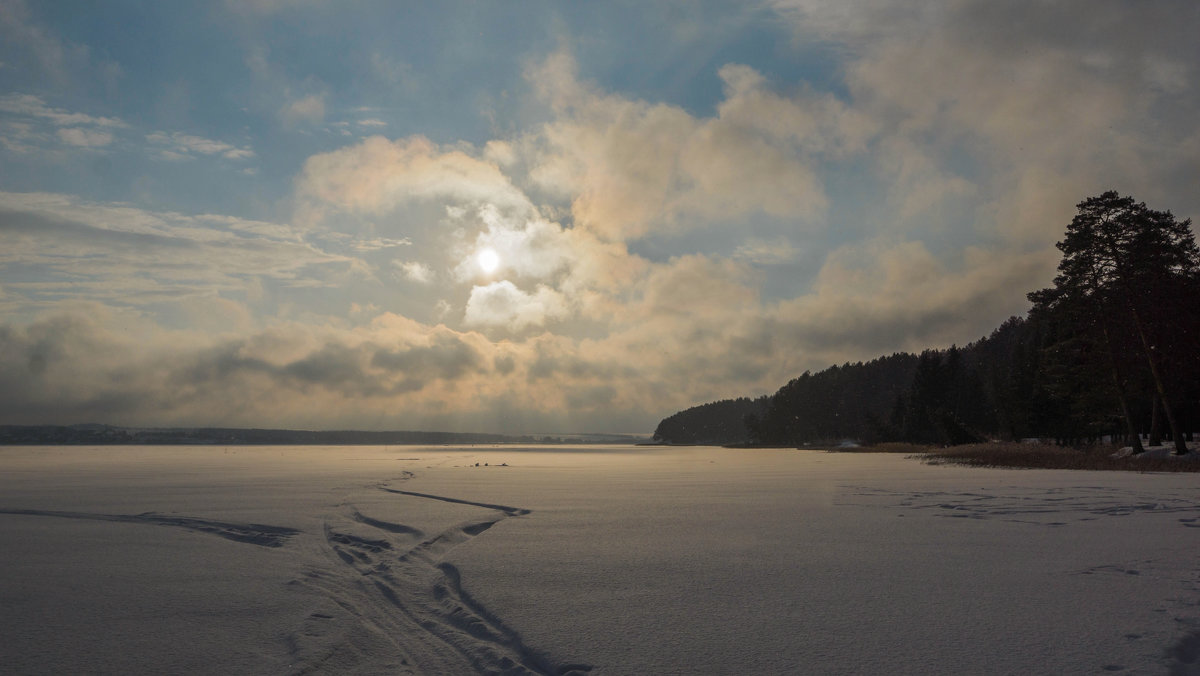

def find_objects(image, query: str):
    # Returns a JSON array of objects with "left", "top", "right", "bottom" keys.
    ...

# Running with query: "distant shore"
[{"left": 0, "top": 424, "right": 647, "bottom": 447}]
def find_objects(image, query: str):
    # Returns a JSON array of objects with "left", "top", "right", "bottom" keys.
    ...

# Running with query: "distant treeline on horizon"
[
  {"left": 655, "top": 192, "right": 1200, "bottom": 450},
  {"left": 0, "top": 425, "right": 644, "bottom": 446}
]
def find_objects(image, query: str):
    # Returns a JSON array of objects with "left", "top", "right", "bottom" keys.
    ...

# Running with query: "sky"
[{"left": 1, "top": 0, "right": 1197, "bottom": 434}]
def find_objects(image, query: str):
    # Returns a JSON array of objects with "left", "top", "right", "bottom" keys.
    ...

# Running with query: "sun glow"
[{"left": 477, "top": 248, "right": 500, "bottom": 274}]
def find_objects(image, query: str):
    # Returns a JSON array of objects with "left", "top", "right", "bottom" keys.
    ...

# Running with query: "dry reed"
[{"left": 912, "top": 441, "right": 1200, "bottom": 472}]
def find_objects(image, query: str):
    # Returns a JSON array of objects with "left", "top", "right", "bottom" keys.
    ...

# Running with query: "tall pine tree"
[{"left": 1028, "top": 191, "right": 1199, "bottom": 453}]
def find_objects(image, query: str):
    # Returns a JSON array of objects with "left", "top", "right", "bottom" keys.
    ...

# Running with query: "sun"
[{"left": 477, "top": 248, "right": 500, "bottom": 274}]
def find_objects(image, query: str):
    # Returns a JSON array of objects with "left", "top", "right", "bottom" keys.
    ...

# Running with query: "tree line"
[{"left": 653, "top": 192, "right": 1200, "bottom": 452}]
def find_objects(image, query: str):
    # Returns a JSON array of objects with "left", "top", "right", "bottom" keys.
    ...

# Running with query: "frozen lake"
[{"left": 1, "top": 445, "right": 1198, "bottom": 675}]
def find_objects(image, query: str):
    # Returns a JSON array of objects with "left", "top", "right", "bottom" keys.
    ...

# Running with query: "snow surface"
[
  {"left": 1113, "top": 443, "right": 1200, "bottom": 461},
  {"left": 0, "top": 445, "right": 1198, "bottom": 675}
]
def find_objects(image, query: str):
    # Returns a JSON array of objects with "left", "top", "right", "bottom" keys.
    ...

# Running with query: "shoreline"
[{"left": 858, "top": 441, "right": 1200, "bottom": 472}]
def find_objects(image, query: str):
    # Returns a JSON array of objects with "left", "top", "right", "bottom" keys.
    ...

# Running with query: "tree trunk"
[
  {"left": 1100, "top": 322, "right": 1144, "bottom": 454},
  {"left": 1149, "top": 394, "right": 1162, "bottom": 447},
  {"left": 1128, "top": 306, "right": 1188, "bottom": 454}
]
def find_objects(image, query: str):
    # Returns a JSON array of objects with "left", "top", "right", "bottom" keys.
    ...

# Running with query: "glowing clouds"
[
  {"left": 476, "top": 248, "right": 500, "bottom": 274},
  {"left": 293, "top": 135, "right": 533, "bottom": 228},
  {"left": 524, "top": 54, "right": 840, "bottom": 240},
  {"left": 463, "top": 281, "right": 567, "bottom": 331}
]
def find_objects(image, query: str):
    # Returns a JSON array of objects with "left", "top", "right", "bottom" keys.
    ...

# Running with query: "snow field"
[{"left": 0, "top": 445, "right": 1197, "bottom": 674}]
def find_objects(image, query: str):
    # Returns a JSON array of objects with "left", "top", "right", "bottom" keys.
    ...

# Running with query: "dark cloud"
[
  {"left": 370, "top": 332, "right": 484, "bottom": 382},
  {"left": 492, "top": 354, "right": 515, "bottom": 375},
  {"left": 526, "top": 350, "right": 618, "bottom": 382},
  {"left": 0, "top": 312, "right": 159, "bottom": 423},
  {"left": 283, "top": 344, "right": 374, "bottom": 392},
  {"left": 565, "top": 384, "right": 616, "bottom": 410},
  {"left": 0, "top": 309, "right": 509, "bottom": 429},
  {"left": 174, "top": 335, "right": 486, "bottom": 400}
]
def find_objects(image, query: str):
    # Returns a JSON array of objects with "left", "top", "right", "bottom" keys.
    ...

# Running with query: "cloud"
[
  {"left": 276, "top": 45, "right": 1095, "bottom": 425},
  {"left": 453, "top": 205, "right": 575, "bottom": 282},
  {"left": 522, "top": 52, "right": 863, "bottom": 240},
  {"left": 0, "top": 230, "right": 1059, "bottom": 434},
  {"left": 766, "top": 240, "right": 1058, "bottom": 357},
  {"left": 56, "top": 127, "right": 112, "bottom": 147},
  {"left": 396, "top": 261, "right": 433, "bottom": 284},
  {"left": 0, "top": 94, "right": 125, "bottom": 154},
  {"left": 767, "top": 0, "right": 933, "bottom": 44},
  {"left": 295, "top": 134, "right": 533, "bottom": 226},
  {"left": 0, "top": 307, "right": 583, "bottom": 431},
  {"left": 346, "top": 236, "right": 411, "bottom": 252},
  {"left": 636, "top": 254, "right": 757, "bottom": 323},
  {"left": 0, "top": 309, "right": 167, "bottom": 422},
  {"left": 0, "top": 96, "right": 260, "bottom": 166},
  {"left": 281, "top": 93, "right": 326, "bottom": 126},
  {"left": 0, "top": 93, "right": 125, "bottom": 127},
  {"left": 441, "top": 201, "right": 651, "bottom": 329},
  {"left": 6, "top": 5, "right": 1196, "bottom": 435},
  {"left": 776, "top": 0, "right": 1200, "bottom": 244},
  {"left": 0, "top": 191, "right": 353, "bottom": 320},
  {"left": 243, "top": 45, "right": 331, "bottom": 132},
  {"left": 370, "top": 330, "right": 485, "bottom": 384},
  {"left": 463, "top": 281, "right": 568, "bottom": 331},
  {"left": 0, "top": 297, "right": 773, "bottom": 432},
  {"left": 146, "top": 131, "right": 255, "bottom": 160}
]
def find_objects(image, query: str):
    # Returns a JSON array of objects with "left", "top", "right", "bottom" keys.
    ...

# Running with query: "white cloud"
[
  {"left": 0, "top": 93, "right": 125, "bottom": 127},
  {"left": 523, "top": 52, "right": 855, "bottom": 241},
  {"left": 0, "top": 191, "right": 352, "bottom": 318},
  {"left": 396, "top": 261, "right": 433, "bottom": 284},
  {"left": 0, "top": 94, "right": 125, "bottom": 154},
  {"left": 147, "top": 130, "right": 255, "bottom": 161},
  {"left": 281, "top": 93, "right": 326, "bottom": 126},
  {"left": 348, "top": 237, "right": 411, "bottom": 252},
  {"left": 56, "top": 127, "right": 112, "bottom": 147},
  {"left": 463, "top": 281, "right": 568, "bottom": 331},
  {"left": 295, "top": 135, "right": 533, "bottom": 226},
  {"left": 452, "top": 205, "right": 575, "bottom": 283}
]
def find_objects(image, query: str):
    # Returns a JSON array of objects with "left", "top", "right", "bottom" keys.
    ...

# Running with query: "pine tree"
[{"left": 1029, "top": 191, "right": 1200, "bottom": 453}]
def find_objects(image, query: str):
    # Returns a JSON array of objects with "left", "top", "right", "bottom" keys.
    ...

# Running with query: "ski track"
[
  {"left": 377, "top": 487, "right": 531, "bottom": 516},
  {"left": 289, "top": 480, "right": 592, "bottom": 676},
  {"left": 0, "top": 473, "right": 589, "bottom": 675},
  {"left": 0, "top": 508, "right": 299, "bottom": 547}
]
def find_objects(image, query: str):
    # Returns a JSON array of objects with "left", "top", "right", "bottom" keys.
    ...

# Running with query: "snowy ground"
[
  {"left": 0, "top": 445, "right": 1197, "bottom": 675},
  {"left": 1115, "top": 443, "right": 1200, "bottom": 460}
]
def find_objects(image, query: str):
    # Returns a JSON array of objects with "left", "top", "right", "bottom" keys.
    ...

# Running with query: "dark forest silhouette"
[{"left": 654, "top": 192, "right": 1200, "bottom": 452}]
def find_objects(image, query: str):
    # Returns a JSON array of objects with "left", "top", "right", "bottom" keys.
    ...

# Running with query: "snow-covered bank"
[
  {"left": 1113, "top": 443, "right": 1199, "bottom": 461},
  {"left": 1, "top": 445, "right": 1197, "bottom": 674}
]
